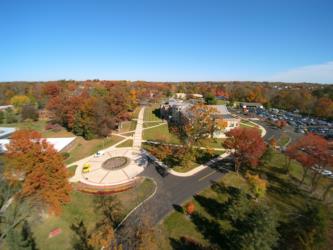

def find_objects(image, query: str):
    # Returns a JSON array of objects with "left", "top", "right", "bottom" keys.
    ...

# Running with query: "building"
[
  {"left": 160, "top": 99, "right": 240, "bottom": 138},
  {"left": 0, "top": 127, "right": 16, "bottom": 139},
  {"left": 239, "top": 102, "right": 264, "bottom": 110},
  {"left": 0, "top": 105, "right": 14, "bottom": 111},
  {"left": 207, "top": 105, "right": 241, "bottom": 137},
  {"left": 0, "top": 137, "right": 76, "bottom": 153}
]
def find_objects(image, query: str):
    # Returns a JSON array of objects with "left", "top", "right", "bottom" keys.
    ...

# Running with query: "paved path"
[{"left": 133, "top": 107, "right": 145, "bottom": 148}]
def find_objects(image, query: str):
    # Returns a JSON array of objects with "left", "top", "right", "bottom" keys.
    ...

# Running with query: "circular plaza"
[{"left": 75, "top": 148, "right": 148, "bottom": 188}]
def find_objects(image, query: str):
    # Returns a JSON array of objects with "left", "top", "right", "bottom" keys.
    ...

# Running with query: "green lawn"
[
  {"left": 0, "top": 120, "right": 75, "bottom": 138},
  {"left": 116, "top": 139, "right": 133, "bottom": 148},
  {"left": 278, "top": 134, "right": 290, "bottom": 147},
  {"left": 143, "top": 124, "right": 180, "bottom": 144},
  {"left": 131, "top": 106, "right": 141, "bottom": 119},
  {"left": 31, "top": 178, "right": 155, "bottom": 250},
  {"left": 143, "top": 122, "right": 165, "bottom": 128},
  {"left": 143, "top": 104, "right": 163, "bottom": 122},
  {"left": 66, "top": 165, "right": 78, "bottom": 177},
  {"left": 64, "top": 135, "right": 123, "bottom": 164},
  {"left": 118, "top": 120, "right": 137, "bottom": 133}
]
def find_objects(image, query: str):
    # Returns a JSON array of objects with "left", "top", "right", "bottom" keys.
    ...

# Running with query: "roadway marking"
[{"left": 198, "top": 170, "right": 216, "bottom": 182}]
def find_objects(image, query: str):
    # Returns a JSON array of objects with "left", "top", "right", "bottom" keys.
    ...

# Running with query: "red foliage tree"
[
  {"left": 223, "top": 127, "right": 266, "bottom": 173},
  {"left": 185, "top": 201, "right": 195, "bottom": 215},
  {"left": 285, "top": 133, "right": 333, "bottom": 190},
  {"left": 4, "top": 130, "right": 72, "bottom": 215}
]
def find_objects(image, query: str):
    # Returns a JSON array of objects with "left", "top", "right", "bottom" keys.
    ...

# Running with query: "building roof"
[
  {"left": 240, "top": 102, "right": 263, "bottom": 107},
  {"left": 0, "top": 137, "right": 76, "bottom": 153},
  {"left": 0, "top": 105, "right": 14, "bottom": 110},
  {"left": 208, "top": 105, "right": 230, "bottom": 115},
  {"left": 0, "top": 127, "right": 16, "bottom": 139}
]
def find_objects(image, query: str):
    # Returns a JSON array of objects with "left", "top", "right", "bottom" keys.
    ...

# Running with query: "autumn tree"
[
  {"left": 10, "top": 95, "right": 32, "bottom": 112},
  {"left": 314, "top": 97, "right": 333, "bottom": 119},
  {"left": 4, "top": 130, "right": 71, "bottom": 215},
  {"left": 285, "top": 133, "right": 332, "bottom": 191},
  {"left": 174, "top": 104, "right": 218, "bottom": 147},
  {"left": 21, "top": 104, "right": 39, "bottom": 121},
  {"left": 223, "top": 127, "right": 266, "bottom": 173},
  {"left": 246, "top": 173, "right": 268, "bottom": 199}
]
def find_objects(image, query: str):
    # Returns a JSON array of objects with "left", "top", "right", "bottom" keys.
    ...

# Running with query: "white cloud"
[{"left": 269, "top": 61, "right": 333, "bottom": 84}]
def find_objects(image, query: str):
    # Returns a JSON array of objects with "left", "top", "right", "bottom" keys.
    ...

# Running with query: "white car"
[
  {"left": 320, "top": 169, "right": 333, "bottom": 176},
  {"left": 94, "top": 150, "right": 105, "bottom": 158}
]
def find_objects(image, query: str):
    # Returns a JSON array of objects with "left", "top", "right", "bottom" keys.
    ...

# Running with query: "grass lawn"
[
  {"left": 31, "top": 178, "right": 155, "bottom": 250},
  {"left": 278, "top": 134, "right": 290, "bottom": 147},
  {"left": 143, "top": 122, "right": 165, "bottom": 128},
  {"left": 0, "top": 120, "right": 75, "bottom": 138},
  {"left": 216, "top": 99, "right": 229, "bottom": 105},
  {"left": 116, "top": 139, "right": 133, "bottom": 148},
  {"left": 144, "top": 104, "right": 163, "bottom": 122},
  {"left": 202, "top": 138, "right": 225, "bottom": 149},
  {"left": 131, "top": 106, "right": 141, "bottom": 119},
  {"left": 160, "top": 150, "right": 333, "bottom": 249},
  {"left": 65, "top": 135, "right": 123, "bottom": 164},
  {"left": 143, "top": 124, "right": 180, "bottom": 144},
  {"left": 66, "top": 165, "right": 78, "bottom": 177},
  {"left": 118, "top": 120, "right": 137, "bottom": 133}
]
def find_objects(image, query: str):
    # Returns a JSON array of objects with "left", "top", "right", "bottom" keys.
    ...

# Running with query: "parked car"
[
  {"left": 94, "top": 150, "right": 105, "bottom": 158},
  {"left": 82, "top": 163, "right": 91, "bottom": 173}
]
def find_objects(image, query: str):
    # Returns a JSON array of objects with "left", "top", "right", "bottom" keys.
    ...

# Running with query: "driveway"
[{"left": 116, "top": 160, "right": 231, "bottom": 243}]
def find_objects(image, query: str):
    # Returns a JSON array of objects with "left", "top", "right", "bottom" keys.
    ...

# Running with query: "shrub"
[
  {"left": 61, "top": 152, "right": 70, "bottom": 160},
  {"left": 185, "top": 201, "right": 195, "bottom": 215}
]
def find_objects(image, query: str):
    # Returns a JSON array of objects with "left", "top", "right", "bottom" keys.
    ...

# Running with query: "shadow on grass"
[{"left": 169, "top": 236, "right": 218, "bottom": 250}]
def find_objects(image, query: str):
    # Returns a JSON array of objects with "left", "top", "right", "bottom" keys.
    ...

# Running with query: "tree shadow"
[
  {"left": 190, "top": 212, "right": 229, "bottom": 248},
  {"left": 169, "top": 236, "right": 218, "bottom": 250},
  {"left": 172, "top": 204, "right": 184, "bottom": 214},
  {"left": 152, "top": 108, "right": 162, "bottom": 119}
]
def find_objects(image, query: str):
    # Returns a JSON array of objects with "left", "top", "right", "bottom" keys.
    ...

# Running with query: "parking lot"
[{"left": 247, "top": 107, "right": 333, "bottom": 139}]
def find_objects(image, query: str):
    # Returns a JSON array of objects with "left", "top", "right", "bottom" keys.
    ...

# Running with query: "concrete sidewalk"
[{"left": 133, "top": 107, "right": 145, "bottom": 148}]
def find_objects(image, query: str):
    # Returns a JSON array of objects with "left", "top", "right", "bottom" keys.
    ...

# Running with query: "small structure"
[
  {"left": 0, "top": 137, "right": 76, "bottom": 153},
  {"left": 0, "top": 127, "right": 16, "bottom": 139},
  {"left": 0, "top": 105, "right": 14, "bottom": 111},
  {"left": 239, "top": 102, "right": 264, "bottom": 110},
  {"left": 174, "top": 93, "right": 187, "bottom": 99}
]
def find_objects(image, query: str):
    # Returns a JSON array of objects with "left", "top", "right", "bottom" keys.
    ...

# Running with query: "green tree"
[
  {"left": 278, "top": 201, "right": 330, "bottom": 250},
  {"left": 232, "top": 204, "right": 279, "bottom": 250},
  {"left": 5, "top": 108, "right": 18, "bottom": 123}
]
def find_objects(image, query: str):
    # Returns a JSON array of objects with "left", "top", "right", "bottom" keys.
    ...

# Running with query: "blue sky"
[{"left": 0, "top": 0, "right": 333, "bottom": 83}]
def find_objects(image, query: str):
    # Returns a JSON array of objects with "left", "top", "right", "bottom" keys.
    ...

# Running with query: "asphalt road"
[{"left": 116, "top": 159, "right": 231, "bottom": 246}]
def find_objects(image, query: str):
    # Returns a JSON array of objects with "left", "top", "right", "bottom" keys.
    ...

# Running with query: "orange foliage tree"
[
  {"left": 4, "top": 130, "right": 71, "bottom": 215},
  {"left": 223, "top": 127, "right": 266, "bottom": 173}
]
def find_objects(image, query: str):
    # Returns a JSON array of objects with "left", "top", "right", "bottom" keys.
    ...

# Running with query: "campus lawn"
[
  {"left": 0, "top": 120, "right": 75, "bottom": 138},
  {"left": 143, "top": 121, "right": 165, "bottom": 128},
  {"left": 31, "top": 178, "right": 155, "bottom": 250},
  {"left": 143, "top": 104, "right": 163, "bottom": 122},
  {"left": 143, "top": 123, "right": 180, "bottom": 144},
  {"left": 116, "top": 139, "right": 133, "bottom": 148},
  {"left": 131, "top": 106, "right": 141, "bottom": 119},
  {"left": 160, "top": 150, "right": 333, "bottom": 249},
  {"left": 118, "top": 120, "right": 137, "bottom": 133},
  {"left": 277, "top": 133, "right": 290, "bottom": 147},
  {"left": 66, "top": 165, "right": 78, "bottom": 177},
  {"left": 64, "top": 135, "right": 123, "bottom": 164}
]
